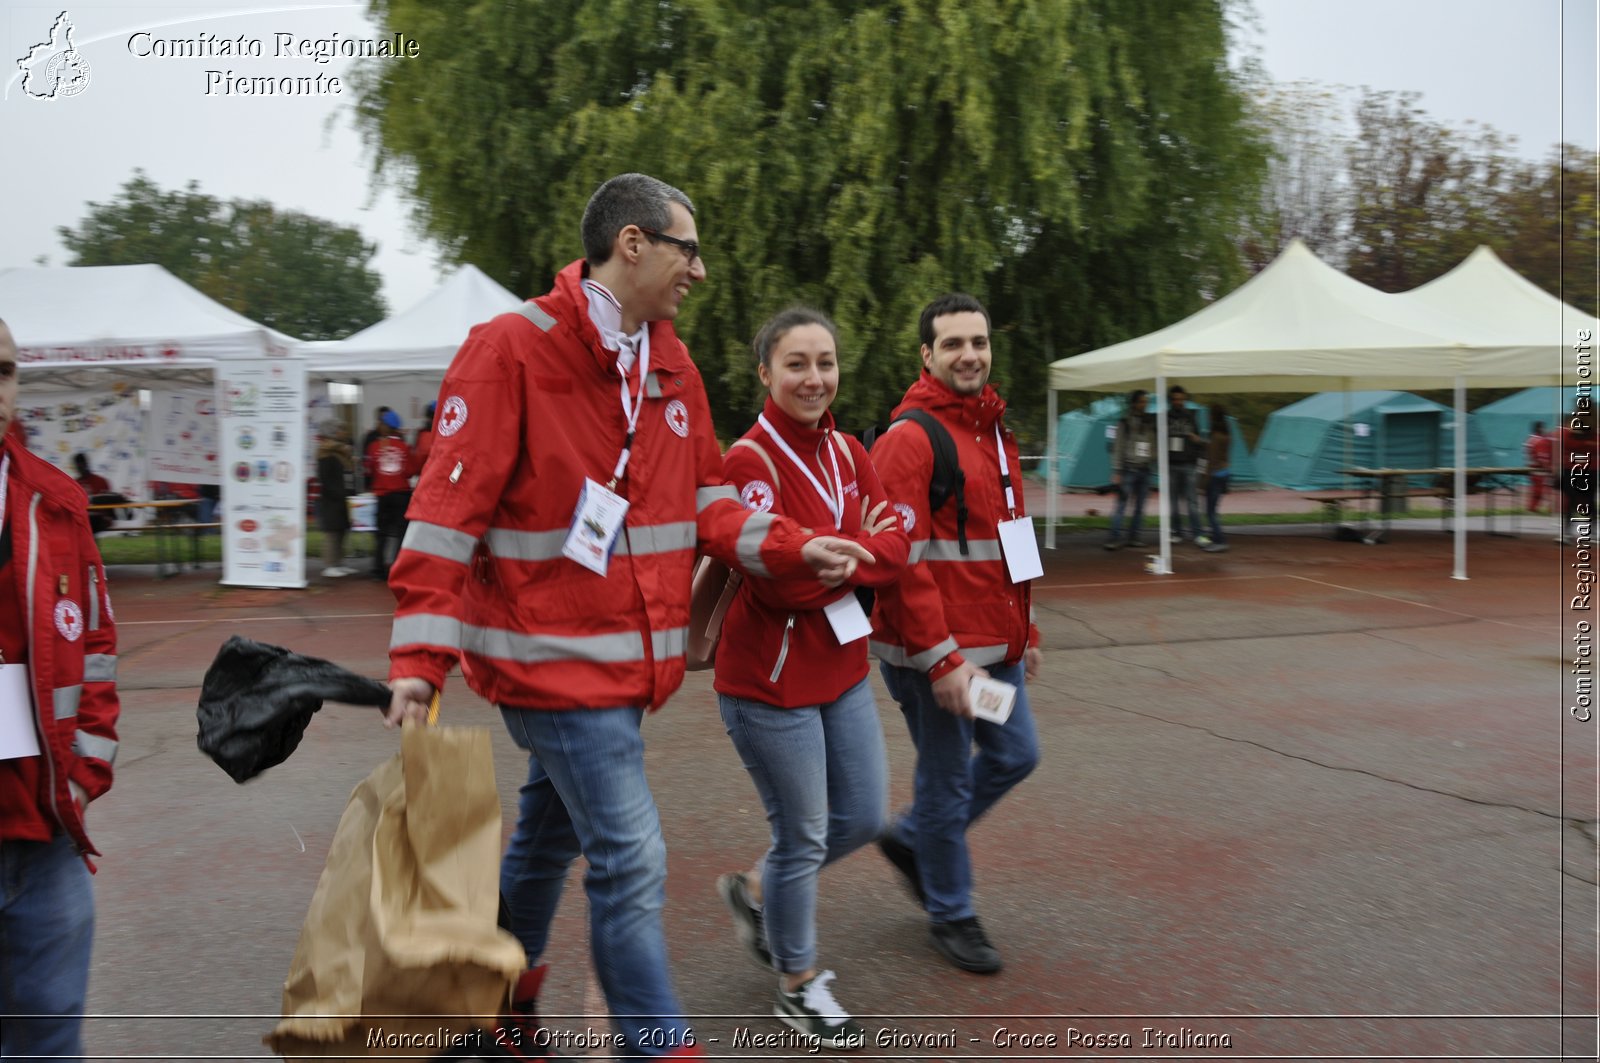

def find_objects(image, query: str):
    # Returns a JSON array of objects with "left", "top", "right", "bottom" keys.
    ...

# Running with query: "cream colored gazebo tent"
[{"left": 1045, "top": 240, "right": 1566, "bottom": 578}]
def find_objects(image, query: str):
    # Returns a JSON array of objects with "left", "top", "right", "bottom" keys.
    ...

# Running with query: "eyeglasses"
[{"left": 640, "top": 228, "right": 701, "bottom": 263}]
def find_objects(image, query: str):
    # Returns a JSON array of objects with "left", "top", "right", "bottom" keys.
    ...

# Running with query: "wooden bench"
[{"left": 1302, "top": 487, "right": 1450, "bottom": 540}]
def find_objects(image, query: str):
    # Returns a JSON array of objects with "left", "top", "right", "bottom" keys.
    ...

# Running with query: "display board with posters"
[
  {"left": 15, "top": 387, "right": 144, "bottom": 499},
  {"left": 218, "top": 359, "right": 307, "bottom": 588},
  {"left": 147, "top": 388, "right": 220, "bottom": 485}
]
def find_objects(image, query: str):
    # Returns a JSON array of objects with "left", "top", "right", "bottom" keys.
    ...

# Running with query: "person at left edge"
[
  {"left": 381, "top": 173, "right": 873, "bottom": 1062},
  {"left": 0, "top": 317, "right": 122, "bottom": 1063}
]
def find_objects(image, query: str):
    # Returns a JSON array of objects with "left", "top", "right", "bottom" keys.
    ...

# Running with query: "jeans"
[
  {"left": 1108, "top": 467, "right": 1152, "bottom": 543},
  {"left": 498, "top": 706, "right": 693, "bottom": 1059},
  {"left": 718, "top": 678, "right": 888, "bottom": 974},
  {"left": 880, "top": 660, "right": 1040, "bottom": 923},
  {"left": 374, "top": 490, "right": 411, "bottom": 577},
  {"left": 1204, "top": 471, "right": 1230, "bottom": 543},
  {"left": 0, "top": 833, "right": 94, "bottom": 1062},
  {"left": 1169, "top": 464, "right": 1202, "bottom": 539}
]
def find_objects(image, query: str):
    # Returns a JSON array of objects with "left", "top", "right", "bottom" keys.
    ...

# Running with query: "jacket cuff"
[
  {"left": 388, "top": 651, "right": 451, "bottom": 693},
  {"left": 1029, "top": 624, "right": 1041, "bottom": 649},
  {"left": 69, "top": 756, "right": 113, "bottom": 802},
  {"left": 927, "top": 650, "right": 966, "bottom": 682}
]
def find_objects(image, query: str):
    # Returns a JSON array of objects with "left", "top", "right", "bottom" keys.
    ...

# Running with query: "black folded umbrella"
[{"left": 196, "top": 636, "right": 392, "bottom": 783}]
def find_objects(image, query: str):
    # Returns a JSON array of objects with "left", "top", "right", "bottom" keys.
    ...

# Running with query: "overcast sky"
[{"left": 2, "top": 1, "right": 1595, "bottom": 319}]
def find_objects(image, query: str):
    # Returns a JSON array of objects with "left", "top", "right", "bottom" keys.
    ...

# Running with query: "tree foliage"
[
  {"left": 352, "top": 0, "right": 1269, "bottom": 439},
  {"left": 58, "top": 171, "right": 387, "bottom": 340}
]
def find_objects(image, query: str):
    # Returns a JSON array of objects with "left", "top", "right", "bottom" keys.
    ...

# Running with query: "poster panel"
[
  {"left": 218, "top": 359, "right": 307, "bottom": 588},
  {"left": 16, "top": 387, "right": 144, "bottom": 499},
  {"left": 147, "top": 388, "right": 220, "bottom": 485}
]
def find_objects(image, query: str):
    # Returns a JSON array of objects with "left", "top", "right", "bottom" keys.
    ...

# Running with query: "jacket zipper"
[
  {"left": 26, "top": 494, "right": 70, "bottom": 838},
  {"left": 768, "top": 613, "right": 795, "bottom": 683},
  {"left": 87, "top": 565, "right": 100, "bottom": 630}
]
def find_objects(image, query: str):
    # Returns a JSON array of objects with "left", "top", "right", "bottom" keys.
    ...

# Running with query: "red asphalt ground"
[{"left": 76, "top": 501, "right": 1595, "bottom": 1062}]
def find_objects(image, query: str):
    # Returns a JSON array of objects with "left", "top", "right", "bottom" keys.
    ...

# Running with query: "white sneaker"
[
  {"left": 774, "top": 971, "right": 866, "bottom": 1052},
  {"left": 324, "top": 566, "right": 351, "bottom": 578}
]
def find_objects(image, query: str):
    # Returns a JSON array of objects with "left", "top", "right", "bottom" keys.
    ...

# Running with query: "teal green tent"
[
  {"left": 1054, "top": 396, "right": 1258, "bottom": 488},
  {"left": 1473, "top": 387, "right": 1577, "bottom": 467},
  {"left": 1256, "top": 391, "right": 1495, "bottom": 490}
]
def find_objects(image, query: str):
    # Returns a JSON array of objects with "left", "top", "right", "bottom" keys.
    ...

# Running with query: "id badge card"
[
  {"left": 969, "top": 675, "right": 1017, "bottom": 725},
  {"left": 0, "top": 663, "right": 42, "bottom": 760},
  {"left": 997, "top": 516, "right": 1043, "bottom": 583},
  {"left": 1169, "top": 435, "right": 1185, "bottom": 452},
  {"left": 562, "top": 478, "right": 631, "bottom": 576},
  {"left": 823, "top": 592, "right": 872, "bottom": 645},
  {"left": 1134, "top": 440, "right": 1151, "bottom": 461}
]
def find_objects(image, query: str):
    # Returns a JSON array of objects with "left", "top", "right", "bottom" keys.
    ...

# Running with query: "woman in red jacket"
[{"left": 712, "top": 308, "right": 909, "bottom": 1049}]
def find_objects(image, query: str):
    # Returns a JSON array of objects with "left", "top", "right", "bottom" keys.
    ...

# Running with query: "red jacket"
[
  {"left": 0, "top": 434, "right": 120, "bottom": 859},
  {"left": 868, "top": 373, "right": 1040, "bottom": 677},
  {"left": 713, "top": 399, "right": 909, "bottom": 707},
  {"left": 366, "top": 435, "right": 417, "bottom": 495},
  {"left": 388, "top": 261, "right": 821, "bottom": 711}
]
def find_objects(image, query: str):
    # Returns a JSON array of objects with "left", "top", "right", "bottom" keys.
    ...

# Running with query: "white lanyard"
[
  {"left": 757, "top": 414, "right": 844, "bottom": 529},
  {"left": 0, "top": 454, "right": 9, "bottom": 544},
  {"left": 608, "top": 333, "right": 651, "bottom": 488},
  {"left": 994, "top": 424, "right": 1017, "bottom": 519}
]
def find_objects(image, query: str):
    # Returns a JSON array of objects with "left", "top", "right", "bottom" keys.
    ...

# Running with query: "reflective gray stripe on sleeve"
[
  {"left": 868, "top": 636, "right": 958, "bottom": 672},
  {"left": 626, "top": 522, "right": 696, "bottom": 556},
  {"left": 87, "top": 567, "right": 99, "bottom": 631},
  {"left": 697, "top": 485, "right": 738, "bottom": 512},
  {"left": 402, "top": 521, "right": 479, "bottom": 564},
  {"left": 82, "top": 654, "right": 117, "bottom": 683},
  {"left": 736, "top": 511, "right": 775, "bottom": 579},
  {"left": 908, "top": 540, "right": 929, "bottom": 564},
  {"left": 72, "top": 731, "right": 118, "bottom": 763},
  {"left": 961, "top": 643, "right": 1012, "bottom": 667},
  {"left": 486, "top": 521, "right": 697, "bottom": 563},
  {"left": 53, "top": 685, "right": 81, "bottom": 720},
  {"left": 390, "top": 613, "right": 464, "bottom": 651},
  {"left": 652, "top": 627, "right": 689, "bottom": 660},
  {"left": 925, "top": 538, "right": 1003, "bottom": 563},
  {"left": 462, "top": 625, "right": 646, "bottom": 664},
  {"left": 518, "top": 303, "right": 557, "bottom": 332}
]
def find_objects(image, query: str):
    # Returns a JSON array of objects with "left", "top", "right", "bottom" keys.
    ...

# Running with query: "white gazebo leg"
[
  {"left": 1453, "top": 374, "right": 1468, "bottom": 580},
  {"left": 1154, "top": 373, "right": 1172, "bottom": 575},
  {"left": 1046, "top": 387, "right": 1058, "bottom": 551}
]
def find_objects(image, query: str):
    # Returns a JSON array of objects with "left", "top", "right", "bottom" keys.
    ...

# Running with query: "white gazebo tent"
[
  {"left": 2, "top": 263, "right": 296, "bottom": 389},
  {"left": 303, "top": 264, "right": 522, "bottom": 435},
  {"left": 1045, "top": 240, "right": 1566, "bottom": 578}
]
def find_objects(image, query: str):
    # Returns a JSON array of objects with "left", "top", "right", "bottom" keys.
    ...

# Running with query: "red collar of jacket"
[
  {"left": 757, "top": 396, "right": 838, "bottom": 457},
  {"left": 545, "top": 260, "right": 694, "bottom": 380},
  {"left": 893, "top": 371, "right": 1007, "bottom": 431}
]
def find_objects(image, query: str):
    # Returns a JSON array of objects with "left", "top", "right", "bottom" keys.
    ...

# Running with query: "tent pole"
[
  {"left": 1453, "top": 374, "right": 1468, "bottom": 580},
  {"left": 1154, "top": 373, "right": 1172, "bottom": 575},
  {"left": 1045, "top": 387, "right": 1059, "bottom": 550},
  {"left": 1342, "top": 385, "right": 1353, "bottom": 490}
]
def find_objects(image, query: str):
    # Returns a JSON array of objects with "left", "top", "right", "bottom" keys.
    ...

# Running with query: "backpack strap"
[
  {"left": 893, "top": 409, "right": 968, "bottom": 556},
  {"left": 727, "top": 438, "right": 781, "bottom": 492}
]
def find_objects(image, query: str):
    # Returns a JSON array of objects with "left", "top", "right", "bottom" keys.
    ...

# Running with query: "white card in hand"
[
  {"left": 997, "top": 516, "right": 1043, "bottom": 583},
  {"left": 823, "top": 592, "right": 872, "bottom": 645},
  {"left": 968, "top": 675, "right": 1016, "bottom": 725},
  {"left": 0, "top": 664, "right": 42, "bottom": 760}
]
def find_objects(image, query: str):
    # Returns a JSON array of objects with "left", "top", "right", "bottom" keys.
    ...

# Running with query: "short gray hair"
[{"left": 581, "top": 174, "right": 695, "bottom": 265}]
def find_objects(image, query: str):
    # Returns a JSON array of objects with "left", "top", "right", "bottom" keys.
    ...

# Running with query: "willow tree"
[{"left": 353, "top": 0, "right": 1267, "bottom": 438}]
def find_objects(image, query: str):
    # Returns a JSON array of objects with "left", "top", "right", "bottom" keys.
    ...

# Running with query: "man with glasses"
[{"left": 381, "top": 174, "right": 872, "bottom": 1061}]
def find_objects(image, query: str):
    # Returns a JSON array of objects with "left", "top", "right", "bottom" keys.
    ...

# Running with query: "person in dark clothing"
[{"left": 315, "top": 420, "right": 354, "bottom": 577}]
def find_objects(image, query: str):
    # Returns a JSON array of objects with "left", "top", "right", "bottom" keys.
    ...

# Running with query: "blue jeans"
[
  {"left": 1204, "top": 471, "right": 1230, "bottom": 543},
  {"left": 0, "top": 833, "right": 94, "bottom": 1061},
  {"left": 718, "top": 678, "right": 888, "bottom": 974},
  {"left": 880, "top": 660, "right": 1040, "bottom": 923},
  {"left": 1108, "top": 467, "right": 1152, "bottom": 543},
  {"left": 498, "top": 706, "right": 693, "bottom": 1059},
  {"left": 1169, "top": 464, "right": 1202, "bottom": 539}
]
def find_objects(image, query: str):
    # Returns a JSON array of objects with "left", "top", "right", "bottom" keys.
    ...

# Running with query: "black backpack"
[{"left": 857, "top": 409, "right": 969, "bottom": 615}]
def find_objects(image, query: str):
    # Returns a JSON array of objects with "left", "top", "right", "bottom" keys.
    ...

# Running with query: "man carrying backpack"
[{"left": 866, "top": 293, "right": 1041, "bottom": 975}]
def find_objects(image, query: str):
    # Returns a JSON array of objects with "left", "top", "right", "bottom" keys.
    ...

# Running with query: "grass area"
[{"left": 93, "top": 529, "right": 378, "bottom": 566}]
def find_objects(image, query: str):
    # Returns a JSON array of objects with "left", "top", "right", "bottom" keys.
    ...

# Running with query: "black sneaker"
[
  {"left": 773, "top": 970, "right": 867, "bottom": 1051},
  {"left": 486, "top": 965, "right": 571, "bottom": 1062},
  {"left": 717, "top": 871, "right": 772, "bottom": 968},
  {"left": 930, "top": 916, "right": 1002, "bottom": 974},
  {"left": 876, "top": 835, "right": 926, "bottom": 907},
  {"left": 1125, "top": 538, "right": 1147, "bottom": 548}
]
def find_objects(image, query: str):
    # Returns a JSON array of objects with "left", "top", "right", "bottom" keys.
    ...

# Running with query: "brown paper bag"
[{"left": 267, "top": 724, "right": 526, "bottom": 1060}]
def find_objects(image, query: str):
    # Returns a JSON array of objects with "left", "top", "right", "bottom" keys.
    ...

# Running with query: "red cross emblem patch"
[
  {"left": 438, "top": 396, "right": 468, "bottom": 437},
  {"left": 740, "top": 479, "right": 775, "bottom": 513},
  {"left": 665, "top": 399, "right": 689, "bottom": 438}
]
